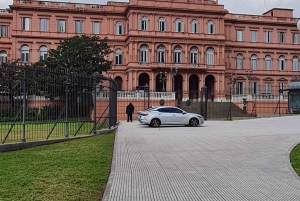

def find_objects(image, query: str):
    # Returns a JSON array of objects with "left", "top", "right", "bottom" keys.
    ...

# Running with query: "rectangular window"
[
  {"left": 92, "top": 21, "right": 100, "bottom": 34},
  {"left": 236, "top": 30, "right": 243, "bottom": 41},
  {"left": 265, "top": 83, "right": 271, "bottom": 94},
  {"left": 251, "top": 30, "right": 257, "bottom": 42},
  {"left": 140, "top": 51, "right": 148, "bottom": 63},
  {"left": 292, "top": 33, "right": 298, "bottom": 44},
  {"left": 57, "top": 19, "right": 66, "bottom": 32},
  {"left": 116, "top": 24, "right": 124, "bottom": 35},
  {"left": 251, "top": 82, "right": 259, "bottom": 94},
  {"left": 0, "top": 25, "right": 7, "bottom": 37},
  {"left": 140, "top": 20, "right": 147, "bottom": 30},
  {"left": 40, "top": 18, "right": 48, "bottom": 31},
  {"left": 21, "top": 17, "right": 30, "bottom": 31},
  {"left": 75, "top": 20, "right": 83, "bottom": 33},
  {"left": 21, "top": 52, "right": 29, "bottom": 63},
  {"left": 279, "top": 32, "right": 285, "bottom": 43},
  {"left": 158, "top": 52, "right": 165, "bottom": 63},
  {"left": 0, "top": 55, "right": 7, "bottom": 64},
  {"left": 265, "top": 31, "right": 271, "bottom": 43},
  {"left": 174, "top": 52, "right": 182, "bottom": 63},
  {"left": 236, "top": 82, "right": 245, "bottom": 95},
  {"left": 177, "top": 22, "right": 182, "bottom": 32},
  {"left": 279, "top": 83, "right": 285, "bottom": 95},
  {"left": 115, "top": 54, "right": 122, "bottom": 65},
  {"left": 190, "top": 53, "right": 197, "bottom": 64},
  {"left": 159, "top": 21, "right": 166, "bottom": 32}
]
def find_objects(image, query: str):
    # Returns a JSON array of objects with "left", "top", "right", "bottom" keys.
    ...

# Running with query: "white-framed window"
[
  {"left": 292, "top": 56, "right": 299, "bottom": 71},
  {"left": 39, "top": 46, "right": 48, "bottom": 60},
  {"left": 207, "top": 20, "right": 215, "bottom": 34},
  {"left": 236, "top": 54, "right": 243, "bottom": 69},
  {"left": 236, "top": 82, "right": 245, "bottom": 95},
  {"left": 279, "top": 56, "right": 285, "bottom": 71},
  {"left": 0, "top": 50, "right": 7, "bottom": 64},
  {"left": 158, "top": 17, "right": 166, "bottom": 32},
  {"left": 265, "top": 55, "right": 272, "bottom": 70},
  {"left": 292, "top": 33, "right": 298, "bottom": 44},
  {"left": 21, "top": 17, "right": 30, "bottom": 31},
  {"left": 75, "top": 20, "right": 83, "bottom": 33},
  {"left": 140, "top": 45, "right": 148, "bottom": 63},
  {"left": 278, "top": 32, "right": 285, "bottom": 43},
  {"left": 21, "top": 45, "right": 30, "bottom": 62},
  {"left": 115, "top": 49, "right": 122, "bottom": 65},
  {"left": 250, "top": 30, "right": 257, "bottom": 42},
  {"left": 140, "top": 16, "right": 148, "bottom": 31},
  {"left": 190, "top": 47, "right": 198, "bottom": 64},
  {"left": 206, "top": 48, "right": 214, "bottom": 65},
  {"left": 116, "top": 22, "right": 124, "bottom": 35},
  {"left": 250, "top": 55, "right": 258, "bottom": 70},
  {"left": 279, "top": 83, "right": 286, "bottom": 95},
  {"left": 173, "top": 46, "right": 182, "bottom": 63},
  {"left": 40, "top": 18, "right": 48, "bottom": 31},
  {"left": 265, "top": 83, "right": 271, "bottom": 94},
  {"left": 57, "top": 19, "right": 66, "bottom": 32},
  {"left": 251, "top": 82, "right": 260, "bottom": 94},
  {"left": 236, "top": 30, "right": 243, "bottom": 41},
  {"left": 191, "top": 20, "right": 198, "bottom": 33},
  {"left": 92, "top": 21, "right": 100, "bottom": 34},
  {"left": 265, "top": 31, "right": 272, "bottom": 43},
  {"left": 0, "top": 25, "right": 8, "bottom": 37},
  {"left": 175, "top": 19, "right": 184, "bottom": 32},
  {"left": 157, "top": 46, "right": 165, "bottom": 63}
]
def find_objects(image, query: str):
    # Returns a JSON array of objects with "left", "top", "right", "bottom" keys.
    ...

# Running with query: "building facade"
[{"left": 0, "top": 0, "right": 299, "bottom": 102}]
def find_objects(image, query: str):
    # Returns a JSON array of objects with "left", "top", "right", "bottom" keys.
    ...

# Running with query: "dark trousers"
[{"left": 127, "top": 113, "right": 133, "bottom": 122}]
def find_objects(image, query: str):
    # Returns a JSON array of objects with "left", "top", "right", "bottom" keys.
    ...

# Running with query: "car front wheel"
[
  {"left": 189, "top": 118, "right": 199, "bottom": 127},
  {"left": 150, "top": 118, "right": 161, "bottom": 127}
]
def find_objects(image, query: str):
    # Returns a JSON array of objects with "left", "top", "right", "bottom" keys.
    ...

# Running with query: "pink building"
[{"left": 0, "top": 0, "right": 299, "bottom": 104}]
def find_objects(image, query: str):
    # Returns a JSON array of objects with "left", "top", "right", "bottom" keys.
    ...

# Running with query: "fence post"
[
  {"left": 21, "top": 64, "right": 26, "bottom": 142},
  {"left": 93, "top": 73, "right": 97, "bottom": 134},
  {"left": 64, "top": 69, "right": 69, "bottom": 138}
]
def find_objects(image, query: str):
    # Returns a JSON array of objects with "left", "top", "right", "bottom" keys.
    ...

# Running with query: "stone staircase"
[{"left": 179, "top": 101, "right": 254, "bottom": 119}]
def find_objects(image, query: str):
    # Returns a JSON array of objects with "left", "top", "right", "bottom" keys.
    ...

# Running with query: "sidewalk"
[{"left": 103, "top": 116, "right": 300, "bottom": 201}]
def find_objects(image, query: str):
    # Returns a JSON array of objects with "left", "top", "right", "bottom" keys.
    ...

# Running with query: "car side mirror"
[{"left": 182, "top": 112, "right": 187, "bottom": 115}]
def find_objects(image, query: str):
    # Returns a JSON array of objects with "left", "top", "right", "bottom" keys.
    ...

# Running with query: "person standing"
[{"left": 126, "top": 102, "right": 134, "bottom": 122}]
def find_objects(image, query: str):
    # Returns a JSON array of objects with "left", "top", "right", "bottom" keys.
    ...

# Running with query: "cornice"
[{"left": 224, "top": 18, "right": 296, "bottom": 27}]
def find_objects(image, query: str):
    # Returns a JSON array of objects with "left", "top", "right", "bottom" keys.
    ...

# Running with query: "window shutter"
[
  {"left": 165, "top": 21, "right": 167, "bottom": 32},
  {"left": 122, "top": 25, "right": 124, "bottom": 35},
  {"left": 175, "top": 21, "right": 178, "bottom": 32},
  {"left": 182, "top": 22, "right": 184, "bottom": 32},
  {"left": 115, "top": 24, "right": 118, "bottom": 35},
  {"left": 139, "top": 19, "right": 142, "bottom": 30},
  {"left": 256, "top": 83, "right": 260, "bottom": 94}
]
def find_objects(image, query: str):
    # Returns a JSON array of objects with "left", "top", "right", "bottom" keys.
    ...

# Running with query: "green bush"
[
  {"left": 39, "top": 105, "right": 61, "bottom": 120},
  {"left": 0, "top": 107, "right": 39, "bottom": 122}
]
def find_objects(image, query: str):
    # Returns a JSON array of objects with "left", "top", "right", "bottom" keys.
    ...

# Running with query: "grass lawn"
[
  {"left": 0, "top": 132, "right": 115, "bottom": 201},
  {"left": 290, "top": 144, "right": 300, "bottom": 177}
]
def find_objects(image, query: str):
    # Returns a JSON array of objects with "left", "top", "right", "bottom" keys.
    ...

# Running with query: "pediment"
[
  {"left": 276, "top": 78, "right": 288, "bottom": 82},
  {"left": 262, "top": 77, "right": 274, "bottom": 81}
]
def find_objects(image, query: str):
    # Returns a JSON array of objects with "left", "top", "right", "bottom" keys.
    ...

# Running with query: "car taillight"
[{"left": 141, "top": 113, "right": 148, "bottom": 116}]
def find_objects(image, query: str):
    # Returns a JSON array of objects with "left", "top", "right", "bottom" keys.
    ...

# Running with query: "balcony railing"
[{"left": 96, "top": 91, "right": 175, "bottom": 100}]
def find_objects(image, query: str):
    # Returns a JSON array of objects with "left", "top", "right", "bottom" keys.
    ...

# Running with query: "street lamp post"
[
  {"left": 170, "top": 67, "right": 178, "bottom": 92},
  {"left": 227, "top": 74, "right": 237, "bottom": 120},
  {"left": 245, "top": 69, "right": 253, "bottom": 94},
  {"left": 159, "top": 72, "right": 167, "bottom": 92}
]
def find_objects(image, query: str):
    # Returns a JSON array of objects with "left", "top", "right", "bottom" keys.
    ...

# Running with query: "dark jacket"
[{"left": 126, "top": 103, "right": 134, "bottom": 114}]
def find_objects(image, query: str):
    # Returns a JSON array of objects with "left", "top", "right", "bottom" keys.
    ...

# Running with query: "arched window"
[
  {"left": 173, "top": 46, "right": 182, "bottom": 63},
  {"left": 39, "top": 46, "right": 48, "bottom": 61},
  {"left": 140, "top": 45, "right": 149, "bottom": 63},
  {"left": 0, "top": 50, "right": 7, "bottom": 64},
  {"left": 140, "top": 16, "right": 148, "bottom": 31},
  {"left": 158, "top": 17, "right": 167, "bottom": 32},
  {"left": 206, "top": 48, "right": 214, "bottom": 65},
  {"left": 157, "top": 46, "right": 165, "bottom": 63},
  {"left": 115, "top": 49, "right": 122, "bottom": 65},
  {"left": 292, "top": 56, "right": 299, "bottom": 71},
  {"left": 191, "top": 20, "right": 198, "bottom": 33},
  {"left": 236, "top": 54, "right": 243, "bottom": 69},
  {"left": 279, "top": 56, "right": 285, "bottom": 71},
  {"left": 115, "top": 22, "right": 124, "bottom": 35},
  {"left": 265, "top": 55, "right": 272, "bottom": 70},
  {"left": 207, "top": 20, "right": 215, "bottom": 34},
  {"left": 175, "top": 18, "right": 184, "bottom": 32},
  {"left": 250, "top": 55, "right": 258, "bottom": 70},
  {"left": 115, "top": 76, "right": 122, "bottom": 91},
  {"left": 190, "top": 47, "right": 198, "bottom": 64},
  {"left": 21, "top": 45, "right": 30, "bottom": 62}
]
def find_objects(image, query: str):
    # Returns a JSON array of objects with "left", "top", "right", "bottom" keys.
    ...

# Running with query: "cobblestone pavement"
[{"left": 103, "top": 116, "right": 300, "bottom": 201}]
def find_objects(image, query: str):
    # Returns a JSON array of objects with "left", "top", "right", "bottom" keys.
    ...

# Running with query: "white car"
[{"left": 137, "top": 106, "right": 204, "bottom": 127}]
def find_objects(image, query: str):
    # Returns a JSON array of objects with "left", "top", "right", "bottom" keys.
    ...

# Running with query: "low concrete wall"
[{"left": 0, "top": 127, "right": 117, "bottom": 153}]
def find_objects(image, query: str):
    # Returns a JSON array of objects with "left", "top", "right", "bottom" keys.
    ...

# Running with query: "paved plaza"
[{"left": 103, "top": 116, "right": 300, "bottom": 201}]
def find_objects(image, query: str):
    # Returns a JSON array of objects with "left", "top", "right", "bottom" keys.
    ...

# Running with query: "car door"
[
  {"left": 170, "top": 108, "right": 188, "bottom": 124},
  {"left": 157, "top": 108, "right": 172, "bottom": 124}
]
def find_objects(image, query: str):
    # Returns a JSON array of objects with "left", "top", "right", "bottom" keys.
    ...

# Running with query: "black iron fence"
[{"left": 0, "top": 63, "right": 117, "bottom": 144}]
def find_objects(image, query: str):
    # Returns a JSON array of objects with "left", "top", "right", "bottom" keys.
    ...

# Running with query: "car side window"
[
  {"left": 157, "top": 108, "right": 170, "bottom": 113},
  {"left": 169, "top": 108, "right": 183, "bottom": 113}
]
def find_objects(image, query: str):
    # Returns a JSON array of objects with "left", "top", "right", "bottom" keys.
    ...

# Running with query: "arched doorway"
[
  {"left": 138, "top": 73, "right": 150, "bottom": 89},
  {"left": 114, "top": 76, "right": 122, "bottom": 91},
  {"left": 205, "top": 75, "right": 215, "bottom": 100},
  {"left": 189, "top": 74, "right": 199, "bottom": 100},
  {"left": 174, "top": 74, "right": 183, "bottom": 100},
  {"left": 155, "top": 72, "right": 167, "bottom": 92}
]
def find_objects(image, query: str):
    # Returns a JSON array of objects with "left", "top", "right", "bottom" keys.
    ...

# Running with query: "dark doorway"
[
  {"left": 114, "top": 76, "right": 122, "bottom": 91},
  {"left": 189, "top": 74, "right": 199, "bottom": 100},
  {"left": 205, "top": 74, "right": 215, "bottom": 100},
  {"left": 174, "top": 74, "right": 183, "bottom": 100},
  {"left": 138, "top": 73, "right": 150, "bottom": 89},
  {"left": 155, "top": 72, "right": 167, "bottom": 92}
]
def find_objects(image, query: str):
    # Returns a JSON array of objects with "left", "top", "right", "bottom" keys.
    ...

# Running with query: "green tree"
[{"left": 35, "top": 35, "right": 113, "bottom": 74}]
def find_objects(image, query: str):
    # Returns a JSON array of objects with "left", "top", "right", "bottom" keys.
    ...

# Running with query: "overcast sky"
[{"left": 1, "top": 0, "right": 300, "bottom": 18}]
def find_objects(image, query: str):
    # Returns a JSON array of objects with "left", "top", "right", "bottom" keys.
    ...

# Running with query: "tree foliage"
[{"left": 35, "top": 35, "right": 113, "bottom": 74}]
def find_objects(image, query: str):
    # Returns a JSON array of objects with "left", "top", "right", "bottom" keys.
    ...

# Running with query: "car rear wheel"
[
  {"left": 189, "top": 118, "right": 199, "bottom": 127},
  {"left": 150, "top": 118, "right": 161, "bottom": 127}
]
